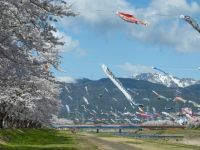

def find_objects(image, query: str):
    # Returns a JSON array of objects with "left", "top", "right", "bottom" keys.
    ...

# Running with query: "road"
[{"left": 83, "top": 133, "right": 140, "bottom": 150}]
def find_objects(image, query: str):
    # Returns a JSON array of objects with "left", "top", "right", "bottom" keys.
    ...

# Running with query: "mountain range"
[{"left": 58, "top": 74, "right": 200, "bottom": 124}]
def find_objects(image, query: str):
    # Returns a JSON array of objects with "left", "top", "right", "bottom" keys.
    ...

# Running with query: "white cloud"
[
  {"left": 67, "top": 0, "right": 133, "bottom": 32},
  {"left": 64, "top": 0, "right": 200, "bottom": 52},
  {"left": 53, "top": 31, "right": 80, "bottom": 52},
  {"left": 128, "top": 0, "right": 200, "bottom": 52},
  {"left": 118, "top": 63, "right": 154, "bottom": 76},
  {"left": 53, "top": 31, "right": 87, "bottom": 56},
  {"left": 56, "top": 76, "right": 76, "bottom": 83}
]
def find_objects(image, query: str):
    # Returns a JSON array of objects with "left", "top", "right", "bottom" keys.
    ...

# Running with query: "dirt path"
[{"left": 83, "top": 134, "right": 140, "bottom": 150}]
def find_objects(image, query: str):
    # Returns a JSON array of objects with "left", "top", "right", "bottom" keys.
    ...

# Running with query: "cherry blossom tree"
[{"left": 0, "top": 0, "right": 75, "bottom": 128}]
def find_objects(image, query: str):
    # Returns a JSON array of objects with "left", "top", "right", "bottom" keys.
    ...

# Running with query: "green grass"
[{"left": 0, "top": 129, "right": 78, "bottom": 150}]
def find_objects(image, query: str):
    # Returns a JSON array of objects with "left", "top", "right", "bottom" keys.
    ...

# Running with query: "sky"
[{"left": 54, "top": 0, "right": 200, "bottom": 82}]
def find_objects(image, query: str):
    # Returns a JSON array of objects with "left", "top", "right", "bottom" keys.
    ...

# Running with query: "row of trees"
[{"left": 0, "top": 0, "right": 75, "bottom": 128}]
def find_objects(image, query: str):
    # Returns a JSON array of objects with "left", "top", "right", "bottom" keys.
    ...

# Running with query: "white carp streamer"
[
  {"left": 101, "top": 64, "right": 136, "bottom": 105},
  {"left": 162, "top": 112, "right": 176, "bottom": 120},
  {"left": 83, "top": 96, "right": 89, "bottom": 105},
  {"left": 65, "top": 104, "right": 70, "bottom": 113}
]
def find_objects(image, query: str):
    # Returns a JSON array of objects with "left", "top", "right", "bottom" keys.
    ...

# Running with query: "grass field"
[
  {"left": 0, "top": 128, "right": 199, "bottom": 150},
  {"left": 0, "top": 129, "right": 97, "bottom": 150}
]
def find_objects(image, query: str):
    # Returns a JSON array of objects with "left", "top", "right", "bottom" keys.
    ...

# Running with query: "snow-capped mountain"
[{"left": 133, "top": 73, "right": 199, "bottom": 87}]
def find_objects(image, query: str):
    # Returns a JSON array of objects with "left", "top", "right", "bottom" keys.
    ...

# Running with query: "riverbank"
[{"left": 0, "top": 128, "right": 199, "bottom": 150}]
